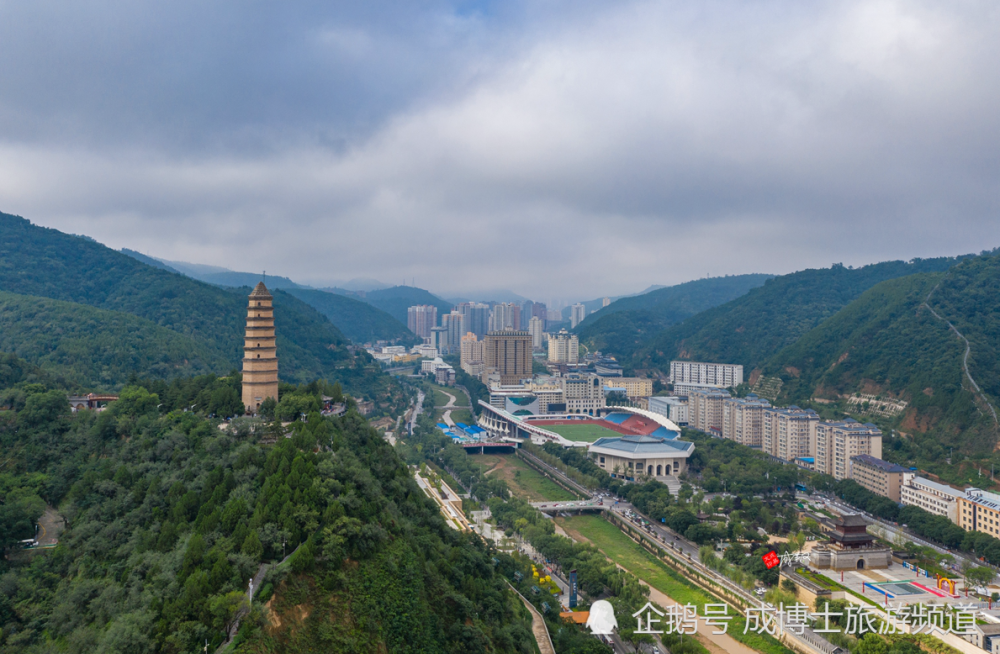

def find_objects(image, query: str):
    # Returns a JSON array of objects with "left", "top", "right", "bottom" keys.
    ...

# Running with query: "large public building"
[{"left": 242, "top": 282, "right": 279, "bottom": 413}]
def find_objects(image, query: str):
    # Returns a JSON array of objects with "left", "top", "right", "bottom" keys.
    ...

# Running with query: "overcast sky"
[{"left": 1, "top": 0, "right": 999, "bottom": 301}]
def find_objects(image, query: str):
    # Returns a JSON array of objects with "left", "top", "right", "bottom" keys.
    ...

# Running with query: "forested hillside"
[
  {"left": 633, "top": 257, "right": 966, "bottom": 375},
  {"left": 120, "top": 249, "right": 181, "bottom": 274},
  {"left": 0, "top": 291, "right": 228, "bottom": 388},
  {"left": 0, "top": 377, "right": 535, "bottom": 654},
  {"left": 0, "top": 212, "right": 404, "bottom": 408},
  {"left": 354, "top": 285, "right": 453, "bottom": 325},
  {"left": 282, "top": 288, "right": 416, "bottom": 345},
  {"left": 576, "top": 274, "right": 773, "bottom": 361},
  {"left": 763, "top": 252, "right": 1000, "bottom": 456}
]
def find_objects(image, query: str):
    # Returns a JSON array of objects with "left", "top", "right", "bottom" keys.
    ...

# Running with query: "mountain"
[
  {"left": 0, "top": 290, "right": 228, "bottom": 388},
  {"left": 339, "top": 277, "right": 391, "bottom": 292},
  {"left": 632, "top": 257, "right": 968, "bottom": 375},
  {"left": 764, "top": 252, "right": 1000, "bottom": 455},
  {"left": 0, "top": 379, "right": 535, "bottom": 653},
  {"left": 359, "top": 285, "right": 454, "bottom": 325},
  {"left": 0, "top": 212, "right": 404, "bottom": 408},
  {"left": 154, "top": 257, "right": 307, "bottom": 290},
  {"left": 120, "top": 249, "right": 181, "bottom": 274},
  {"left": 282, "top": 288, "right": 417, "bottom": 344},
  {"left": 575, "top": 275, "right": 774, "bottom": 361}
]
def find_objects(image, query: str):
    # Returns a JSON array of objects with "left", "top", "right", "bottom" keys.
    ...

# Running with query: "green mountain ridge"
[
  {"left": 0, "top": 212, "right": 404, "bottom": 409},
  {"left": 282, "top": 288, "right": 417, "bottom": 345},
  {"left": 633, "top": 257, "right": 968, "bottom": 375},
  {"left": 0, "top": 379, "right": 535, "bottom": 654},
  {"left": 354, "top": 285, "right": 453, "bottom": 325},
  {"left": 0, "top": 291, "right": 229, "bottom": 389},
  {"left": 576, "top": 274, "right": 774, "bottom": 362},
  {"left": 763, "top": 253, "right": 1000, "bottom": 456},
  {"left": 126, "top": 251, "right": 414, "bottom": 344}
]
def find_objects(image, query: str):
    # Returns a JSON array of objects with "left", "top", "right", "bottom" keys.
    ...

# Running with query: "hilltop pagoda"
[{"left": 242, "top": 282, "right": 279, "bottom": 413}]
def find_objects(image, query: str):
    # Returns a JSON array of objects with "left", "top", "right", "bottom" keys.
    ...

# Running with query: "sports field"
[{"left": 537, "top": 422, "right": 619, "bottom": 443}]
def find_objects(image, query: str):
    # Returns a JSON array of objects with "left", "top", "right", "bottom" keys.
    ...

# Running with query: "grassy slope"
[
  {"left": 633, "top": 257, "right": 965, "bottom": 375},
  {"left": 283, "top": 288, "right": 415, "bottom": 344},
  {"left": 0, "top": 291, "right": 229, "bottom": 389},
  {"left": 476, "top": 454, "right": 576, "bottom": 501}
]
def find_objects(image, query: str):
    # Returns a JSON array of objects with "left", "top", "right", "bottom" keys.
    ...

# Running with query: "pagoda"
[{"left": 242, "top": 282, "right": 279, "bottom": 413}]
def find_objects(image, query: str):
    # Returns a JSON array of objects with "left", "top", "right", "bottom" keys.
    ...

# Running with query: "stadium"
[{"left": 476, "top": 402, "right": 681, "bottom": 447}]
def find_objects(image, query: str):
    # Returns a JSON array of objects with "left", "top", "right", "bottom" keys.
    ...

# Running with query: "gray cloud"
[{"left": 1, "top": 0, "right": 998, "bottom": 299}]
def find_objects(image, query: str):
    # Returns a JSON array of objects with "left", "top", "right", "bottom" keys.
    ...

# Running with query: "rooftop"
[
  {"left": 850, "top": 454, "right": 907, "bottom": 473},
  {"left": 906, "top": 476, "right": 964, "bottom": 499},
  {"left": 249, "top": 281, "right": 272, "bottom": 298},
  {"left": 589, "top": 434, "right": 695, "bottom": 457}
]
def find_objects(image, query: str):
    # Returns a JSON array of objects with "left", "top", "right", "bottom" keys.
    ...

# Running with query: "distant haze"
[{"left": 1, "top": 1, "right": 999, "bottom": 297}]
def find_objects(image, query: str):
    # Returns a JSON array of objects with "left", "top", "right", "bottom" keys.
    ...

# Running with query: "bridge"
[
  {"left": 531, "top": 500, "right": 608, "bottom": 514},
  {"left": 460, "top": 441, "right": 519, "bottom": 454}
]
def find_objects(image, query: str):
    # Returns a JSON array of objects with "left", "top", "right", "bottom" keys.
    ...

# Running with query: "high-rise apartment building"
[
  {"left": 815, "top": 419, "right": 882, "bottom": 481},
  {"left": 669, "top": 361, "right": 743, "bottom": 389},
  {"left": 602, "top": 297, "right": 611, "bottom": 308},
  {"left": 242, "top": 282, "right": 279, "bottom": 413},
  {"left": 407, "top": 305, "right": 438, "bottom": 339},
  {"left": 547, "top": 308, "right": 563, "bottom": 323},
  {"left": 460, "top": 332, "right": 485, "bottom": 376},
  {"left": 548, "top": 329, "right": 579, "bottom": 363},
  {"left": 570, "top": 303, "right": 586, "bottom": 328},
  {"left": 489, "top": 303, "right": 521, "bottom": 332},
  {"left": 483, "top": 330, "right": 532, "bottom": 385},
  {"left": 531, "top": 302, "right": 548, "bottom": 328},
  {"left": 687, "top": 387, "right": 731, "bottom": 435},
  {"left": 528, "top": 316, "right": 544, "bottom": 349},
  {"left": 762, "top": 406, "right": 819, "bottom": 462},
  {"left": 440, "top": 311, "right": 466, "bottom": 355},
  {"left": 455, "top": 302, "right": 489, "bottom": 339},
  {"left": 722, "top": 394, "right": 771, "bottom": 448},
  {"left": 520, "top": 301, "right": 535, "bottom": 330}
]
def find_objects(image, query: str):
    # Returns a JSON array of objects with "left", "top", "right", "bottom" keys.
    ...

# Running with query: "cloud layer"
[{"left": 1, "top": 0, "right": 998, "bottom": 299}]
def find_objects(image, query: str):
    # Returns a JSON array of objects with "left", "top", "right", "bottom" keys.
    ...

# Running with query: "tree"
[
  {"left": 856, "top": 632, "right": 889, "bottom": 654},
  {"left": 968, "top": 566, "right": 995, "bottom": 588},
  {"left": 209, "top": 591, "right": 247, "bottom": 638},
  {"left": 242, "top": 531, "right": 263, "bottom": 560}
]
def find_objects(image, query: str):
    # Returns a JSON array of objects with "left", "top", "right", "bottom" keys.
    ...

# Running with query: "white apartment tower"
[
  {"left": 528, "top": 316, "right": 544, "bottom": 349},
  {"left": 687, "top": 387, "right": 731, "bottom": 435},
  {"left": 815, "top": 419, "right": 882, "bottom": 481},
  {"left": 722, "top": 394, "right": 771, "bottom": 448},
  {"left": 762, "top": 406, "right": 819, "bottom": 462},
  {"left": 570, "top": 303, "right": 586, "bottom": 328},
  {"left": 669, "top": 361, "right": 744, "bottom": 389},
  {"left": 548, "top": 329, "right": 579, "bottom": 364}
]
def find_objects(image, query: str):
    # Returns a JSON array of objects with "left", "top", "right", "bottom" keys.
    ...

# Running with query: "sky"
[{"left": 1, "top": 0, "right": 999, "bottom": 301}]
